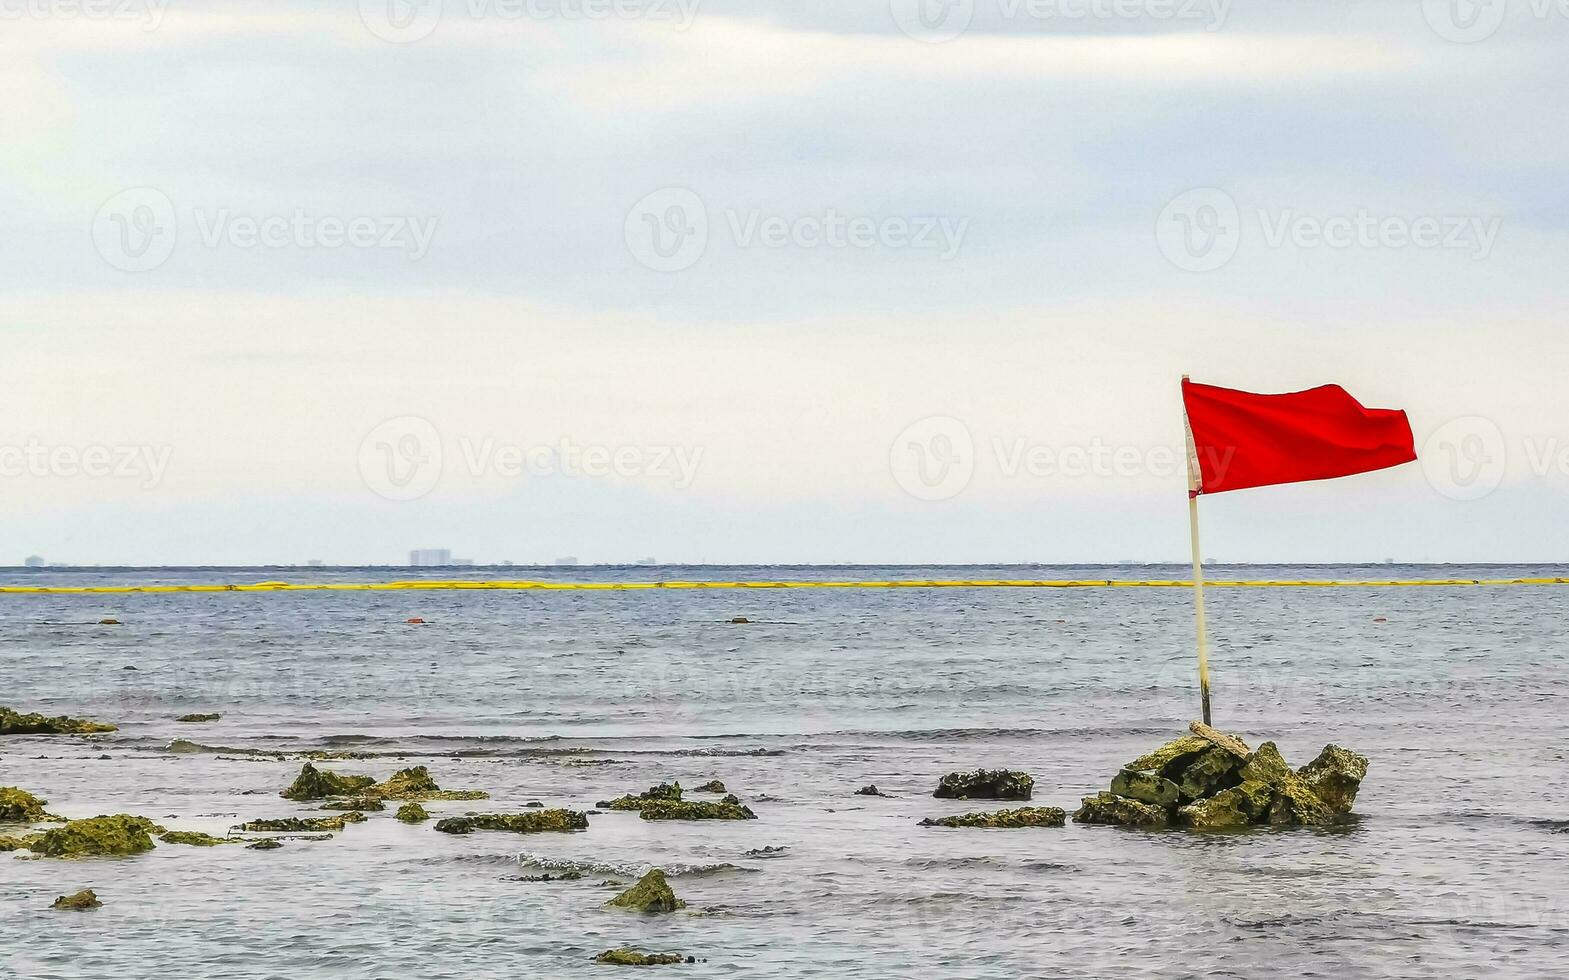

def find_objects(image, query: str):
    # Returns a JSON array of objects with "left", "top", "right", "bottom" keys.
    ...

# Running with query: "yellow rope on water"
[{"left": 0, "top": 577, "right": 1565, "bottom": 595}]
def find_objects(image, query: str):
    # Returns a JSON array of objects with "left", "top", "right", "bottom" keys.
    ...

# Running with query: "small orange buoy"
[
  {"left": 1373, "top": 617, "right": 1388, "bottom": 623},
  {"left": 406, "top": 618, "right": 426, "bottom": 625}
]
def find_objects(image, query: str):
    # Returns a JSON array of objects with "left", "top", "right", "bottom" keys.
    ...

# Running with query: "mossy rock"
[
  {"left": 1124, "top": 735, "right": 1212, "bottom": 776},
  {"left": 246, "top": 838, "right": 283, "bottom": 850},
  {"left": 321, "top": 797, "right": 385, "bottom": 812},
  {"left": 31, "top": 815, "right": 159, "bottom": 857},
  {"left": 595, "top": 949, "right": 688, "bottom": 965},
  {"left": 638, "top": 800, "right": 756, "bottom": 821},
  {"left": 51, "top": 889, "right": 102, "bottom": 911},
  {"left": 596, "top": 782, "right": 683, "bottom": 811},
  {"left": 280, "top": 762, "right": 376, "bottom": 801},
  {"left": 0, "top": 706, "right": 117, "bottom": 735},
  {"left": 604, "top": 869, "right": 686, "bottom": 913},
  {"left": 1177, "top": 781, "right": 1273, "bottom": 829},
  {"left": 1176, "top": 748, "right": 1245, "bottom": 802},
  {"left": 236, "top": 813, "right": 362, "bottom": 833},
  {"left": 369, "top": 766, "right": 489, "bottom": 802},
  {"left": 1296, "top": 745, "right": 1369, "bottom": 814},
  {"left": 395, "top": 802, "right": 430, "bottom": 823},
  {"left": 694, "top": 780, "right": 726, "bottom": 793},
  {"left": 933, "top": 769, "right": 1034, "bottom": 801},
  {"left": 1240, "top": 742, "right": 1335, "bottom": 826},
  {"left": 0, "top": 786, "right": 56, "bottom": 823},
  {"left": 1072, "top": 792, "right": 1169, "bottom": 828},
  {"left": 0, "top": 833, "right": 42, "bottom": 852},
  {"left": 159, "top": 830, "right": 236, "bottom": 847},
  {"left": 919, "top": 806, "right": 1066, "bottom": 828},
  {"left": 433, "top": 810, "right": 588, "bottom": 835},
  {"left": 175, "top": 713, "right": 221, "bottom": 723},
  {"left": 1109, "top": 768, "right": 1180, "bottom": 807}
]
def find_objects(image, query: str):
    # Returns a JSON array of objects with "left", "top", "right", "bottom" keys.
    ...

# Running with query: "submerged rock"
[
  {"left": 280, "top": 763, "right": 376, "bottom": 801},
  {"left": 1296, "top": 745, "right": 1369, "bottom": 814},
  {"left": 159, "top": 830, "right": 235, "bottom": 847},
  {"left": 0, "top": 786, "right": 57, "bottom": 823},
  {"left": 51, "top": 889, "right": 102, "bottom": 911},
  {"left": 919, "top": 806, "right": 1066, "bottom": 829},
  {"left": 433, "top": 810, "right": 588, "bottom": 835},
  {"left": 395, "top": 802, "right": 430, "bottom": 823},
  {"left": 1072, "top": 792, "right": 1169, "bottom": 828},
  {"left": 509, "top": 871, "right": 585, "bottom": 883},
  {"left": 175, "top": 713, "right": 221, "bottom": 723},
  {"left": 1109, "top": 768, "right": 1180, "bottom": 808},
  {"left": 0, "top": 834, "right": 42, "bottom": 852},
  {"left": 595, "top": 949, "right": 689, "bottom": 966},
  {"left": 745, "top": 845, "right": 789, "bottom": 857},
  {"left": 933, "top": 770, "right": 1034, "bottom": 801},
  {"left": 236, "top": 813, "right": 362, "bottom": 833},
  {"left": 370, "top": 766, "right": 488, "bottom": 802},
  {"left": 604, "top": 869, "right": 686, "bottom": 913},
  {"left": 597, "top": 782, "right": 683, "bottom": 811},
  {"left": 1177, "top": 781, "right": 1273, "bottom": 829},
  {"left": 246, "top": 838, "right": 283, "bottom": 850},
  {"left": 31, "top": 815, "right": 160, "bottom": 857},
  {"left": 321, "top": 797, "right": 386, "bottom": 812},
  {"left": 854, "top": 785, "right": 892, "bottom": 798},
  {"left": 0, "top": 707, "right": 117, "bottom": 736},
  {"left": 694, "top": 780, "right": 726, "bottom": 793},
  {"left": 638, "top": 800, "right": 756, "bottom": 821}
]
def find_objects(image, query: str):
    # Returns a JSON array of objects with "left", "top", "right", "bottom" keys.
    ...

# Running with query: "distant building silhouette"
[{"left": 410, "top": 549, "right": 453, "bottom": 567}]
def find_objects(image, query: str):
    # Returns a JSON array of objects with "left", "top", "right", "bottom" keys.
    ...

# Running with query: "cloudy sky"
[{"left": 3, "top": 0, "right": 1566, "bottom": 565}]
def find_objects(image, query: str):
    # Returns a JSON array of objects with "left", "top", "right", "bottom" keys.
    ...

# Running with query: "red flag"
[{"left": 1182, "top": 379, "right": 1416, "bottom": 495}]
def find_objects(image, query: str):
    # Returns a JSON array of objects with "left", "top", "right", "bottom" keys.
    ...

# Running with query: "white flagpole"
[{"left": 1182, "top": 375, "right": 1213, "bottom": 726}]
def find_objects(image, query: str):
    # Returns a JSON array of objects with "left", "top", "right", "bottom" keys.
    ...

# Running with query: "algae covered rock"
[
  {"left": 1072, "top": 792, "right": 1169, "bottom": 828},
  {"left": 370, "top": 766, "right": 488, "bottom": 802},
  {"left": 175, "top": 713, "right": 221, "bottom": 723},
  {"left": 595, "top": 949, "right": 689, "bottom": 965},
  {"left": 1239, "top": 742, "right": 1334, "bottom": 826},
  {"left": 433, "top": 810, "right": 589, "bottom": 835},
  {"left": 1176, "top": 748, "right": 1245, "bottom": 802},
  {"left": 31, "top": 815, "right": 159, "bottom": 857},
  {"left": 321, "top": 797, "right": 385, "bottom": 812},
  {"left": 280, "top": 762, "right": 376, "bottom": 801},
  {"left": 638, "top": 800, "right": 756, "bottom": 822},
  {"left": 0, "top": 707, "right": 117, "bottom": 736},
  {"left": 0, "top": 786, "right": 55, "bottom": 823},
  {"left": 236, "top": 814, "right": 362, "bottom": 833},
  {"left": 694, "top": 780, "right": 726, "bottom": 793},
  {"left": 598, "top": 782, "right": 684, "bottom": 811},
  {"left": 933, "top": 769, "right": 1034, "bottom": 801},
  {"left": 1125, "top": 735, "right": 1213, "bottom": 775},
  {"left": 919, "top": 806, "right": 1066, "bottom": 829},
  {"left": 51, "top": 889, "right": 103, "bottom": 911},
  {"left": 246, "top": 838, "right": 283, "bottom": 850},
  {"left": 1296, "top": 745, "right": 1369, "bottom": 814},
  {"left": 1, "top": 834, "right": 42, "bottom": 851},
  {"left": 395, "top": 802, "right": 430, "bottom": 823},
  {"left": 1109, "top": 768, "right": 1180, "bottom": 807},
  {"left": 1177, "top": 781, "right": 1273, "bottom": 829},
  {"left": 159, "top": 830, "right": 235, "bottom": 847},
  {"left": 604, "top": 869, "right": 686, "bottom": 913}
]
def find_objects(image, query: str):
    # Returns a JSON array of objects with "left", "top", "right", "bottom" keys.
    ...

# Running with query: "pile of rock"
[{"left": 1073, "top": 722, "right": 1368, "bottom": 829}]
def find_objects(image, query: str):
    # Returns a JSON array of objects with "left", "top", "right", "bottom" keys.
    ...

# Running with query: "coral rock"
[
  {"left": 933, "top": 769, "right": 1034, "bottom": 801},
  {"left": 0, "top": 706, "right": 117, "bottom": 735},
  {"left": 919, "top": 806, "right": 1066, "bottom": 829},
  {"left": 597, "top": 782, "right": 683, "bottom": 811},
  {"left": 321, "top": 797, "right": 386, "bottom": 812},
  {"left": 51, "top": 889, "right": 102, "bottom": 911},
  {"left": 604, "top": 869, "right": 686, "bottom": 913},
  {"left": 433, "top": 810, "right": 588, "bottom": 835},
  {"left": 31, "top": 815, "right": 159, "bottom": 857},
  {"left": 0, "top": 786, "right": 55, "bottom": 823},
  {"left": 595, "top": 948, "right": 689, "bottom": 966},
  {"left": 280, "top": 762, "right": 376, "bottom": 801},
  {"left": 694, "top": 781, "right": 726, "bottom": 793},
  {"left": 395, "top": 802, "right": 430, "bottom": 823},
  {"left": 1177, "top": 781, "right": 1273, "bottom": 829},
  {"left": 1176, "top": 748, "right": 1245, "bottom": 802},
  {"left": 637, "top": 800, "right": 756, "bottom": 821},
  {"left": 236, "top": 813, "right": 362, "bottom": 833},
  {"left": 1109, "top": 768, "right": 1180, "bottom": 807},
  {"left": 160, "top": 830, "right": 235, "bottom": 847},
  {"left": 175, "top": 713, "right": 221, "bottom": 723},
  {"left": 1296, "top": 745, "right": 1369, "bottom": 814},
  {"left": 370, "top": 766, "right": 489, "bottom": 802},
  {"left": 1072, "top": 792, "right": 1169, "bottom": 828},
  {"left": 1239, "top": 743, "right": 1335, "bottom": 827}
]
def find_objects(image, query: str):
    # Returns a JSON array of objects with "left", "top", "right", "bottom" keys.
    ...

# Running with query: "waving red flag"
[{"left": 1182, "top": 379, "right": 1416, "bottom": 495}]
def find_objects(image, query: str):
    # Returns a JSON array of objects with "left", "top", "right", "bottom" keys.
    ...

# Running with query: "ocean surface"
[{"left": 3, "top": 563, "right": 1567, "bottom": 979}]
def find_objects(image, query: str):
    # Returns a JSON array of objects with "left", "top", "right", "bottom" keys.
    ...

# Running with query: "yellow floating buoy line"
[{"left": 0, "top": 577, "right": 1565, "bottom": 595}]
